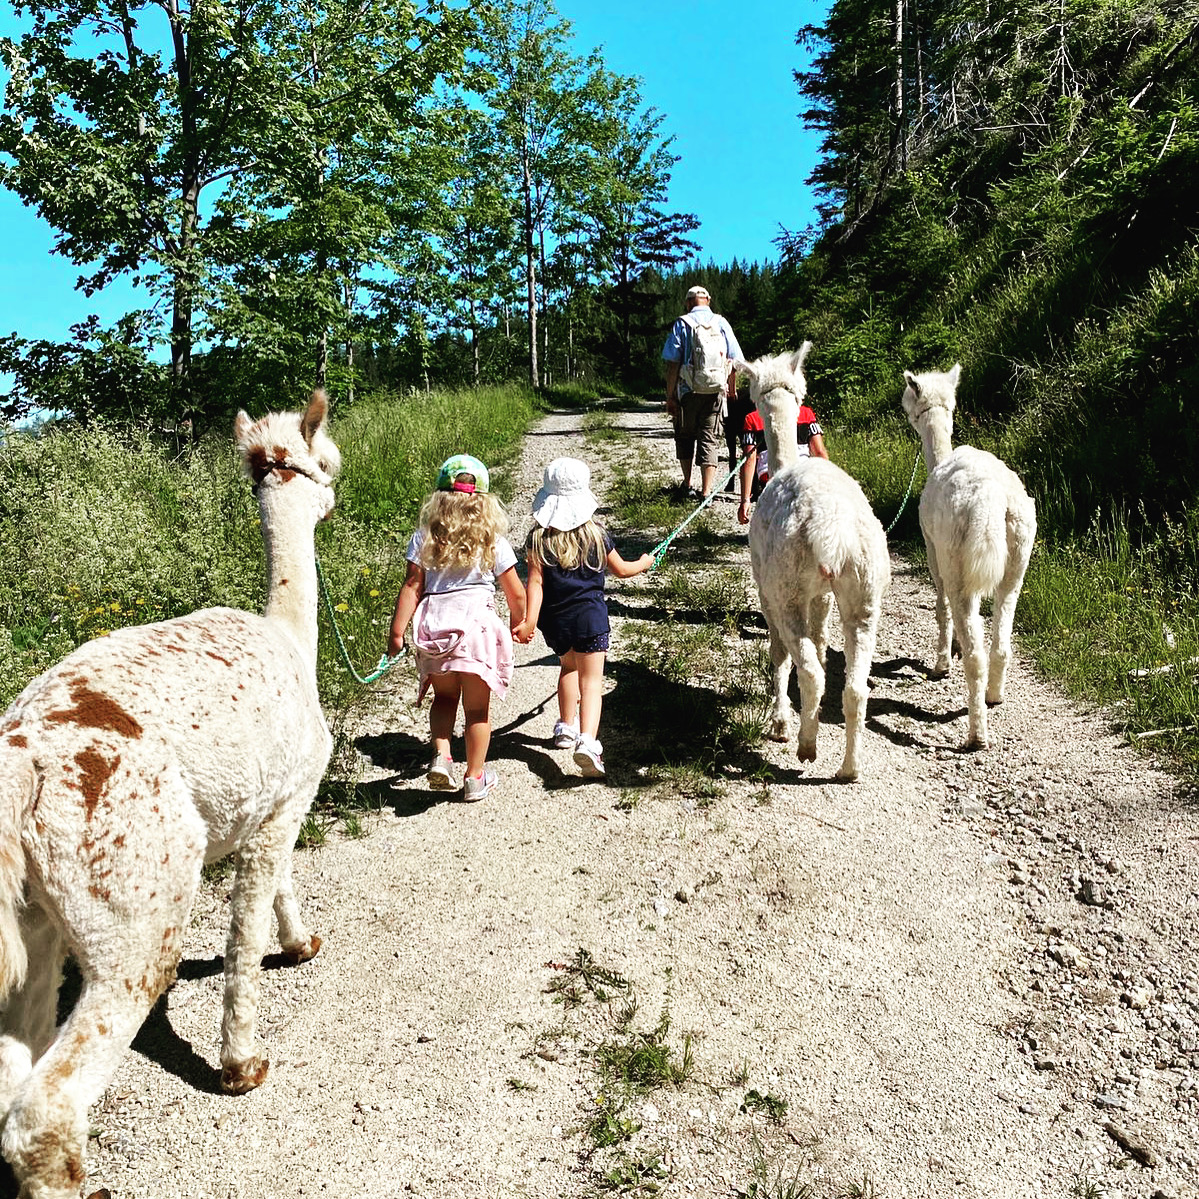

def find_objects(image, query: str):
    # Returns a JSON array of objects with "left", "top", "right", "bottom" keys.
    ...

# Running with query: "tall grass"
[{"left": 0, "top": 384, "right": 541, "bottom": 711}]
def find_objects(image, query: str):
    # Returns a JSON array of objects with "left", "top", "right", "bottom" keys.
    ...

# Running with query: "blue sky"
[{"left": 0, "top": 0, "right": 829, "bottom": 347}]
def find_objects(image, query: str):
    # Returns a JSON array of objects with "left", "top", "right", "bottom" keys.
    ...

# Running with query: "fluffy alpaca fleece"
[
  {"left": 902, "top": 364, "right": 1037, "bottom": 749},
  {"left": 737, "top": 346, "right": 891, "bottom": 782},
  {"left": 0, "top": 393, "right": 340, "bottom": 1198}
]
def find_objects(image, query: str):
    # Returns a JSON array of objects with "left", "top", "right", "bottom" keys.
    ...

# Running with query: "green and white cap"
[{"left": 436, "top": 453, "right": 490, "bottom": 494}]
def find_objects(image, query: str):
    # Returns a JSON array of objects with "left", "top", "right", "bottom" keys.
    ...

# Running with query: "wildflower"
[
  {"left": 335, "top": 602, "right": 349, "bottom": 613},
  {"left": 136, "top": 598, "right": 146, "bottom": 606},
  {"left": 109, "top": 602, "right": 121, "bottom": 612},
  {"left": 361, "top": 567, "right": 371, "bottom": 576},
  {"left": 369, "top": 589, "right": 380, "bottom": 597}
]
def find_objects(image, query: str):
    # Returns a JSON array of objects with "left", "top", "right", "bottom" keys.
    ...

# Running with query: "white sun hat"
[{"left": 531, "top": 457, "right": 599, "bottom": 531}]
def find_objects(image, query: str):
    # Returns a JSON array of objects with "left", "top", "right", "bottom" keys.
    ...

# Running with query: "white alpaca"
[
  {"left": 0, "top": 392, "right": 339, "bottom": 1198},
  {"left": 738, "top": 346, "right": 891, "bottom": 782},
  {"left": 902, "top": 364, "right": 1037, "bottom": 749}
]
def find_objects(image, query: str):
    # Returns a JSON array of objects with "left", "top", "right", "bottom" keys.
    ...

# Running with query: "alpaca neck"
[
  {"left": 260, "top": 491, "right": 320, "bottom": 672},
  {"left": 918, "top": 408, "right": 955, "bottom": 473},
  {"left": 761, "top": 389, "right": 801, "bottom": 472}
]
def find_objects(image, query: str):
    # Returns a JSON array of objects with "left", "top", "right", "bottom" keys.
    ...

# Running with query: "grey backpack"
[{"left": 681, "top": 314, "right": 729, "bottom": 394}]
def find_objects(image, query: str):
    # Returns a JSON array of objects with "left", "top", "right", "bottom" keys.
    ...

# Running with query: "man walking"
[{"left": 662, "top": 285, "right": 743, "bottom": 498}]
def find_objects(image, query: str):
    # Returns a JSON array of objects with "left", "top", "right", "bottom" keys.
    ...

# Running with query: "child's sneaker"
[
  {"left": 462, "top": 766, "right": 498, "bottom": 802},
  {"left": 426, "top": 754, "right": 455, "bottom": 791},
  {"left": 552, "top": 719, "right": 579, "bottom": 749},
  {"left": 573, "top": 734, "right": 605, "bottom": 778}
]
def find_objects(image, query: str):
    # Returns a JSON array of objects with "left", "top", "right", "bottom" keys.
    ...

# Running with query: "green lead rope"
[
  {"left": 650, "top": 456, "right": 747, "bottom": 569},
  {"left": 315, "top": 554, "right": 407, "bottom": 685}
]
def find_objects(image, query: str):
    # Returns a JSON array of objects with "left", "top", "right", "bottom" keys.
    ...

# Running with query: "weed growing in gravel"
[
  {"left": 1070, "top": 1176, "right": 1106, "bottom": 1199},
  {"left": 596, "top": 1006, "right": 694, "bottom": 1093},
  {"left": 838, "top": 1178, "right": 879, "bottom": 1199},
  {"left": 295, "top": 814, "right": 330, "bottom": 850},
  {"left": 738, "top": 1133, "right": 814, "bottom": 1199},
  {"left": 582, "top": 410, "right": 630, "bottom": 445},
  {"left": 586, "top": 1097, "right": 641, "bottom": 1148},
  {"left": 742, "top": 1089, "right": 789, "bottom": 1124},
  {"left": 652, "top": 565, "right": 749, "bottom": 620},
  {"left": 545, "top": 948, "right": 632, "bottom": 1010},
  {"left": 598, "top": 1151, "right": 671, "bottom": 1195},
  {"left": 505, "top": 1077, "right": 538, "bottom": 1093}
]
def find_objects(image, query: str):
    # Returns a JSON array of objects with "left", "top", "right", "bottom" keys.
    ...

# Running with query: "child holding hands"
[
  {"left": 389, "top": 454, "right": 526, "bottom": 801},
  {"left": 514, "top": 457, "right": 652, "bottom": 778}
]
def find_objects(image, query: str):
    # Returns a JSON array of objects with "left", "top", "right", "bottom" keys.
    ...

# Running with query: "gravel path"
[{"left": 65, "top": 401, "right": 1198, "bottom": 1199}]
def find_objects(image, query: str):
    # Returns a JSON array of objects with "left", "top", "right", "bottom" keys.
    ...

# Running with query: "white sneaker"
[
  {"left": 573, "top": 734, "right": 605, "bottom": 778},
  {"left": 462, "top": 766, "right": 498, "bottom": 802},
  {"left": 426, "top": 754, "right": 455, "bottom": 791},
  {"left": 552, "top": 719, "right": 579, "bottom": 749}
]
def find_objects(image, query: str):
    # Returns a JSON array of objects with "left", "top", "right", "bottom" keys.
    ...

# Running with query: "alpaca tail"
[
  {"left": 0, "top": 744, "right": 31, "bottom": 999},
  {"left": 960, "top": 498, "right": 1009, "bottom": 596}
]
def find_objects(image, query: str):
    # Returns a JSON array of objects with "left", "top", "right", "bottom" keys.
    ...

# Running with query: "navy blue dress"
[{"left": 533, "top": 529, "right": 614, "bottom": 656}]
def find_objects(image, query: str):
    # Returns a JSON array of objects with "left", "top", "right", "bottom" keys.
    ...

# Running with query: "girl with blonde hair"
[
  {"left": 388, "top": 454, "right": 526, "bottom": 801},
  {"left": 514, "top": 457, "right": 652, "bottom": 778}
]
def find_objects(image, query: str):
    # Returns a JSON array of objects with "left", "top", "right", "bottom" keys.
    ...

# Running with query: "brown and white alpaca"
[
  {"left": 738, "top": 346, "right": 891, "bottom": 781},
  {"left": 902, "top": 364, "right": 1037, "bottom": 749},
  {"left": 0, "top": 392, "right": 339, "bottom": 1198}
]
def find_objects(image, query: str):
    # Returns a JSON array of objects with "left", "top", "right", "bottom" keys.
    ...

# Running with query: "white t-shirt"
[{"left": 406, "top": 529, "right": 517, "bottom": 595}]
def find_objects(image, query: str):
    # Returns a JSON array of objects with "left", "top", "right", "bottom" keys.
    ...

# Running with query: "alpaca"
[
  {"left": 0, "top": 392, "right": 339, "bottom": 1198},
  {"left": 738, "top": 346, "right": 891, "bottom": 781},
  {"left": 901, "top": 364, "right": 1037, "bottom": 749}
]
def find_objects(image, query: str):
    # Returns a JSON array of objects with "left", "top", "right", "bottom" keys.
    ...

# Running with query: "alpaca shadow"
[
  {"left": 866, "top": 694, "right": 968, "bottom": 749},
  {"left": 870, "top": 655, "right": 932, "bottom": 682}
]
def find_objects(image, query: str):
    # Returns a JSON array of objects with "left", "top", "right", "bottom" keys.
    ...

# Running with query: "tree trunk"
[
  {"left": 522, "top": 136, "right": 540, "bottom": 389},
  {"left": 894, "top": 0, "right": 907, "bottom": 173},
  {"left": 168, "top": 0, "right": 197, "bottom": 427}
]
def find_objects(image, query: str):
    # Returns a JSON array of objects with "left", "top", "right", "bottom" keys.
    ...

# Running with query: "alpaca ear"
[
  {"left": 790, "top": 341, "right": 813, "bottom": 374},
  {"left": 732, "top": 357, "right": 754, "bottom": 381},
  {"left": 947, "top": 362, "right": 962, "bottom": 389},
  {"left": 233, "top": 410, "right": 254, "bottom": 444},
  {"left": 300, "top": 389, "right": 329, "bottom": 445},
  {"left": 903, "top": 370, "right": 920, "bottom": 397}
]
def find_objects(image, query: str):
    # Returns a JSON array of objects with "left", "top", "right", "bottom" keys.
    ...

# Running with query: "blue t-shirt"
[
  {"left": 530, "top": 527, "right": 615, "bottom": 649},
  {"left": 661, "top": 308, "right": 743, "bottom": 396}
]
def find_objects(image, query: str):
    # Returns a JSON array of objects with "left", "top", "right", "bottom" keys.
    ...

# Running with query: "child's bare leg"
[
  {"left": 576, "top": 651, "right": 607, "bottom": 740},
  {"left": 557, "top": 650, "right": 580, "bottom": 726},
  {"left": 428, "top": 673, "right": 462, "bottom": 760},
  {"left": 459, "top": 672, "right": 494, "bottom": 777}
]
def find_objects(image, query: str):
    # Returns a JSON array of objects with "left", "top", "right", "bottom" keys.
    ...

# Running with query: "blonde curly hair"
[
  {"left": 528, "top": 520, "right": 607, "bottom": 573},
  {"left": 418, "top": 487, "right": 509, "bottom": 572}
]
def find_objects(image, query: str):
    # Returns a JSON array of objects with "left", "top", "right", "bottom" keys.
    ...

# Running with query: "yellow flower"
[
  {"left": 109, "top": 602, "right": 121, "bottom": 612},
  {"left": 136, "top": 598, "right": 146, "bottom": 606},
  {"left": 369, "top": 589, "right": 380, "bottom": 597},
  {"left": 361, "top": 566, "right": 371, "bottom": 576},
  {"left": 335, "top": 602, "right": 349, "bottom": 612}
]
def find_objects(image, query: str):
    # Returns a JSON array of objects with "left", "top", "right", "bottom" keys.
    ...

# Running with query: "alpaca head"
[
  {"left": 234, "top": 390, "right": 341, "bottom": 521},
  {"left": 733, "top": 343, "right": 813, "bottom": 411},
  {"left": 900, "top": 363, "right": 961, "bottom": 429}
]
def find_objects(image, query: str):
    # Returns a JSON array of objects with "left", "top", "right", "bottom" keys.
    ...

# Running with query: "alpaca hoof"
[
  {"left": 87, "top": 1191, "right": 114, "bottom": 1199},
  {"left": 796, "top": 744, "right": 817, "bottom": 764},
  {"left": 767, "top": 720, "right": 791, "bottom": 742},
  {"left": 963, "top": 735, "right": 988, "bottom": 752},
  {"left": 221, "top": 1056, "right": 270, "bottom": 1094},
  {"left": 985, "top": 694, "right": 1003, "bottom": 708},
  {"left": 834, "top": 766, "right": 859, "bottom": 783},
  {"left": 282, "top": 934, "right": 322, "bottom": 965},
  {"left": 929, "top": 662, "right": 950, "bottom": 679}
]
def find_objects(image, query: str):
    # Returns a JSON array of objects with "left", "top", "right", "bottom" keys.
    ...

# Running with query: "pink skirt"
[{"left": 411, "top": 588, "right": 513, "bottom": 703}]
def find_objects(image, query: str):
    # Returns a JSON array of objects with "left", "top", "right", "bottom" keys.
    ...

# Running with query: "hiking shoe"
[
  {"left": 462, "top": 766, "right": 498, "bottom": 802},
  {"left": 552, "top": 719, "right": 580, "bottom": 749},
  {"left": 426, "top": 754, "right": 455, "bottom": 790},
  {"left": 573, "top": 735, "right": 605, "bottom": 779}
]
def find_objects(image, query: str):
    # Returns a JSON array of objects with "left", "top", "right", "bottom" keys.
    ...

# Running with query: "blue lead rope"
[{"left": 649, "top": 456, "right": 747, "bottom": 569}]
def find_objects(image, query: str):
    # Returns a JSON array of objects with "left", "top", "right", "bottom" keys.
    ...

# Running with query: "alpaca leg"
[
  {"left": 837, "top": 615, "right": 878, "bottom": 782},
  {"left": 0, "top": 902, "right": 66, "bottom": 1120},
  {"left": 793, "top": 635, "right": 825, "bottom": 765},
  {"left": 950, "top": 594, "right": 988, "bottom": 749},
  {"left": 809, "top": 593, "right": 833, "bottom": 668},
  {"left": 926, "top": 541, "right": 952, "bottom": 677},
  {"left": 1, "top": 902, "right": 189, "bottom": 1199},
  {"left": 765, "top": 624, "right": 794, "bottom": 743},
  {"left": 220, "top": 799, "right": 312, "bottom": 1094},
  {"left": 274, "top": 857, "right": 321, "bottom": 965},
  {"left": 987, "top": 535, "right": 1034, "bottom": 707}
]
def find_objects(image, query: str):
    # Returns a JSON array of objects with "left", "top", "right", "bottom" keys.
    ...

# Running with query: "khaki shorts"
[{"left": 673, "top": 392, "right": 723, "bottom": 466}]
